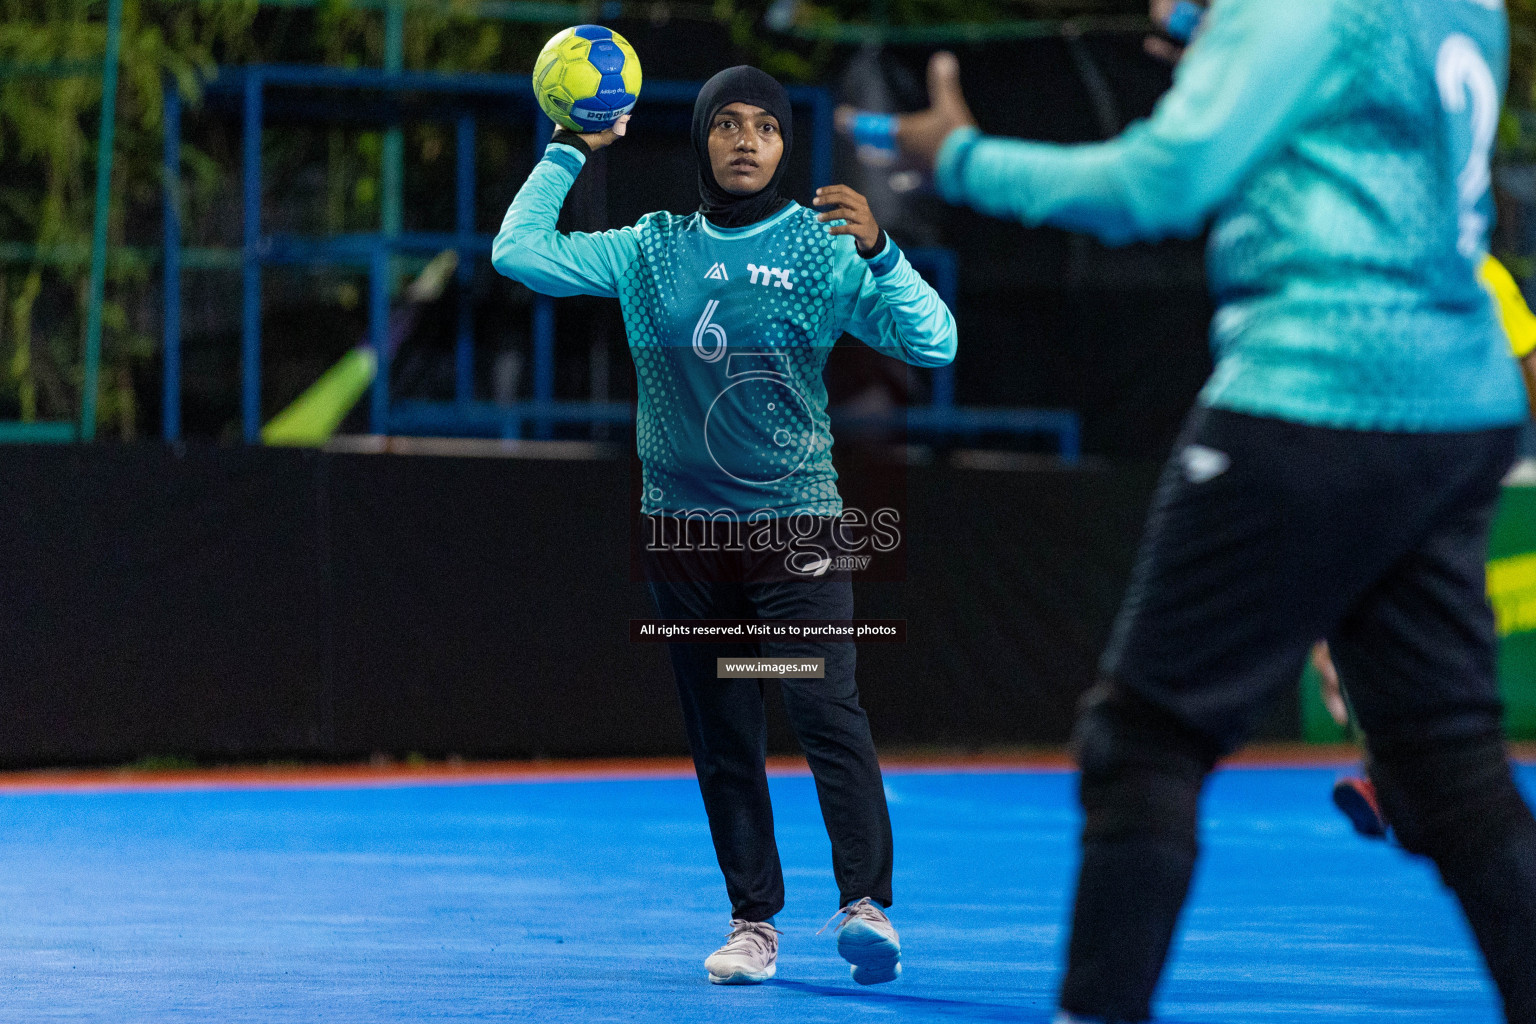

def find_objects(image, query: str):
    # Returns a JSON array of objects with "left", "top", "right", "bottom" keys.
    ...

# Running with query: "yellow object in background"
[
  {"left": 261, "top": 348, "right": 377, "bottom": 446},
  {"left": 1479, "top": 256, "right": 1536, "bottom": 359}
]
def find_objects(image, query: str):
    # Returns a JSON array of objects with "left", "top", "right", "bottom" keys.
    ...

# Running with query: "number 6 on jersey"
[{"left": 693, "top": 299, "right": 728, "bottom": 363}]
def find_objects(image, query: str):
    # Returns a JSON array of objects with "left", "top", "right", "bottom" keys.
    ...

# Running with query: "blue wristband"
[
  {"left": 850, "top": 112, "right": 899, "bottom": 153},
  {"left": 864, "top": 234, "right": 900, "bottom": 278},
  {"left": 1165, "top": 1, "right": 1205, "bottom": 43}
]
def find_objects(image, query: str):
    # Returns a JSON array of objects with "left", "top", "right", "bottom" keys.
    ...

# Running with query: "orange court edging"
[{"left": 0, "top": 743, "right": 1529, "bottom": 795}]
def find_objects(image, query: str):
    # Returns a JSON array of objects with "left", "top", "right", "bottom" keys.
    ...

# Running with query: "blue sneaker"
[{"left": 821, "top": 897, "right": 901, "bottom": 984}]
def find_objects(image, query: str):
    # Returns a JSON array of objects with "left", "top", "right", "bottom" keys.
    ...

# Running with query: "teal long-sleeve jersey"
[
  {"left": 936, "top": 0, "right": 1526, "bottom": 432},
  {"left": 493, "top": 143, "right": 957, "bottom": 516}
]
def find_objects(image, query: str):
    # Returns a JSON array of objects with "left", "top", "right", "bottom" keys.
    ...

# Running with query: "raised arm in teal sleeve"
[
  {"left": 842, "top": 237, "right": 958, "bottom": 367},
  {"left": 935, "top": 0, "right": 1354, "bottom": 244},
  {"left": 491, "top": 143, "right": 640, "bottom": 298}
]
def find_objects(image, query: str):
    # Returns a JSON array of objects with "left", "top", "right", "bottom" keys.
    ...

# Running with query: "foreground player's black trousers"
[
  {"left": 644, "top": 518, "right": 894, "bottom": 922},
  {"left": 1061, "top": 407, "right": 1536, "bottom": 1023}
]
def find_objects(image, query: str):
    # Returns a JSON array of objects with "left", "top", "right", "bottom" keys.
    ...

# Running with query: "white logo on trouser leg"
[{"left": 1181, "top": 445, "right": 1231, "bottom": 483}]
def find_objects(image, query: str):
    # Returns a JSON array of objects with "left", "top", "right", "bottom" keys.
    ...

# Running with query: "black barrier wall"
[{"left": 0, "top": 444, "right": 1299, "bottom": 766}]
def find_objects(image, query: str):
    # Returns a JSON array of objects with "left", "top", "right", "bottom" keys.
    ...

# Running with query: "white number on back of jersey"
[{"left": 1436, "top": 33, "right": 1499, "bottom": 259}]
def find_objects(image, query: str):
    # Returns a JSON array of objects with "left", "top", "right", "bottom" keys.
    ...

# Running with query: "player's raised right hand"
[{"left": 562, "top": 114, "right": 630, "bottom": 152}]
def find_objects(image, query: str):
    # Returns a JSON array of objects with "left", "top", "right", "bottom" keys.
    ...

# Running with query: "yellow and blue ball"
[{"left": 533, "top": 25, "right": 642, "bottom": 133}]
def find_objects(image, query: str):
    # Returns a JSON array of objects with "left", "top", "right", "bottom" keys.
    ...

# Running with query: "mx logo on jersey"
[
  {"left": 747, "top": 264, "right": 794, "bottom": 290},
  {"left": 704, "top": 262, "right": 730, "bottom": 281}
]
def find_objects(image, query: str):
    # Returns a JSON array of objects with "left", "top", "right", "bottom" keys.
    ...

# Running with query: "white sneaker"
[
  {"left": 704, "top": 919, "right": 780, "bottom": 985},
  {"left": 821, "top": 897, "right": 901, "bottom": 984}
]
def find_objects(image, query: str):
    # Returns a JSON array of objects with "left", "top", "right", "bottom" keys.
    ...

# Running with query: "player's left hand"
[
  {"left": 814, "top": 184, "right": 882, "bottom": 254},
  {"left": 845, "top": 51, "right": 976, "bottom": 173}
]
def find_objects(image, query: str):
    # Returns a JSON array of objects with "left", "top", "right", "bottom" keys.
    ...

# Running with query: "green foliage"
[
  {"left": 0, "top": 0, "right": 546, "bottom": 436},
  {"left": 712, "top": 0, "right": 1143, "bottom": 79},
  {"left": 0, "top": 0, "right": 259, "bottom": 433},
  {"left": 1513, "top": 0, "right": 1536, "bottom": 101},
  {"left": 2, "top": 0, "right": 1535, "bottom": 435},
  {"left": 1507, "top": 0, "right": 1536, "bottom": 160}
]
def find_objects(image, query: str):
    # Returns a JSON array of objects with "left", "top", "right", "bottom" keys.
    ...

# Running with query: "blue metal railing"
[{"left": 162, "top": 62, "right": 1081, "bottom": 463}]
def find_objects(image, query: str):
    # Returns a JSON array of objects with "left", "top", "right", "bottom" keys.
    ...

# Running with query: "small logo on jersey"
[
  {"left": 704, "top": 262, "right": 730, "bottom": 281},
  {"left": 747, "top": 264, "right": 794, "bottom": 290},
  {"left": 1181, "top": 445, "right": 1231, "bottom": 484}
]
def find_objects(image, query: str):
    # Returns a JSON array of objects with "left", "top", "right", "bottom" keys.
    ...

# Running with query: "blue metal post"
[
  {"left": 810, "top": 89, "right": 834, "bottom": 189},
  {"left": 531, "top": 94, "right": 555, "bottom": 160},
  {"left": 161, "top": 79, "right": 182, "bottom": 442},
  {"left": 531, "top": 295, "right": 555, "bottom": 439},
  {"left": 1059, "top": 416, "right": 1081, "bottom": 467},
  {"left": 241, "top": 72, "right": 263, "bottom": 443},
  {"left": 529, "top": 95, "right": 555, "bottom": 439},
  {"left": 931, "top": 366, "right": 956, "bottom": 409},
  {"left": 454, "top": 113, "right": 476, "bottom": 404},
  {"left": 368, "top": 243, "right": 391, "bottom": 431},
  {"left": 931, "top": 251, "right": 957, "bottom": 408}
]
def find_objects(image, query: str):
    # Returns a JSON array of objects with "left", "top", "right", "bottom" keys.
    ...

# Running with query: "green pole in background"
[
  {"left": 81, "top": 0, "right": 124, "bottom": 441},
  {"left": 382, "top": 0, "right": 404, "bottom": 238}
]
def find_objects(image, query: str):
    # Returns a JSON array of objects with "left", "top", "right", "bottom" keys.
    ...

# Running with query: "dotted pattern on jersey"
[
  {"left": 1203, "top": 0, "right": 1523, "bottom": 430},
  {"left": 618, "top": 205, "right": 854, "bottom": 516}
]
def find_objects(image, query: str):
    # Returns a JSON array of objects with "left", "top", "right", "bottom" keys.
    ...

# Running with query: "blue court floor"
[{"left": 0, "top": 764, "right": 1528, "bottom": 1023}]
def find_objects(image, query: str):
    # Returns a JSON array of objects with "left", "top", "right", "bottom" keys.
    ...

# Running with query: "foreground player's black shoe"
[{"left": 1333, "top": 776, "right": 1389, "bottom": 840}]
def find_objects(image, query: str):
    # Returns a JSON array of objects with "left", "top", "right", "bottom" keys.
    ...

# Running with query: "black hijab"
[{"left": 692, "top": 66, "right": 793, "bottom": 229}]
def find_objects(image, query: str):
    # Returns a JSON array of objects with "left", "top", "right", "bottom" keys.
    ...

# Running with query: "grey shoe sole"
[{"left": 707, "top": 962, "right": 776, "bottom": 985}]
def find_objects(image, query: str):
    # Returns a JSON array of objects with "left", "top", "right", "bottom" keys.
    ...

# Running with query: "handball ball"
[{"left": 533, "top": 25, "right": 642, "bottom": 133}]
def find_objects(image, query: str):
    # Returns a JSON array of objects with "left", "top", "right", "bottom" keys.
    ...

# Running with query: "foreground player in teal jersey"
[
  {"left": 870, "top": 0, "right": 1536, "bottom": 1021},
  {"left": 494, "top": 65, "right": 956, "bottom": 987}
]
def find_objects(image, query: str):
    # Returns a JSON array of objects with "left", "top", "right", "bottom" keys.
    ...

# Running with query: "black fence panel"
[
  {"left": 0, "top": 444, "right": 329, "bottom": 763},
  {"left": 0, "top": 444, "right": 1299, "bottom": 767}
]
